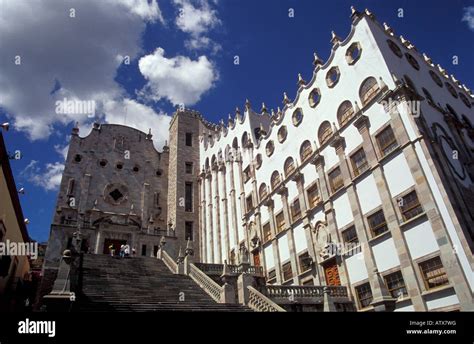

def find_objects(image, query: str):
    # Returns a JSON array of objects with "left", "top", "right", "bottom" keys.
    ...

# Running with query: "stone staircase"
[{"left": 75, "top": 254, "right": 251, "bottom": 312}]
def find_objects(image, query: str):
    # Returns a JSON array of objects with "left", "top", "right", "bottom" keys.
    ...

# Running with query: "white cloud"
[
  {"left": 103, "top": 99, "right": 172, "bottom": 149},
  {"left": 54, "top": 144, "right": 69, "bottom": 161},
  {"left": 138, "top": 47, "right": 218, "bottom": 105},
  {"left": 462, "top": 6, "right": 474, "bottom": 31},
  {"left": 174, "top": 0, "right": 221, "bottom": 52},
  {"left": 22, "top": 160, "right": 65, "bottom": 191},
  {"left": 0, "top": 0, "right": 163, "bottom": 140},
  {"left": 175, "top": 0, "right": 220, "bottom": 35}
]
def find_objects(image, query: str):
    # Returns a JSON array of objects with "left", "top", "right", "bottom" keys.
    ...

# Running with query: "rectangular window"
[
  {"left": 185, "top": 162, "right": 193, "bottom": 174},
  {"left": 185, "top": 132, "right": 193, "bottom": 147},
  {"left": 355, "top": 282, "right": 373, "bottom": 309},
  {"left": 307, "top": 183, "right": 320, "bottom": 209},
  {"left": 185, "top": 182, "right": 193, "bottom": 212},
  {"left": 243, "top": 166, "right": 251, "bottom": 183},
  {"left": 302, "top": 279, "right": 314, "bottom": 286},
  {"left": 419, "top": 256, "right": 449, "bottom": 290},
  {"left": 298, "top": 252, "right": 312, "bottom": 273},
  {"left": 185, "top": 221, "right": 193, "bottom": 241},
  {"left": 342, "top": 226, "right": 358, "bottom": 244},
  {"left": 328, "top": 167, "right": 344, "bottom": 193},
  {"left": 141, "top": 244, "right": 147, "bottom": 256},
  {"left": 376, "top": 126, "right": 398, "bottom": 156},
  {"left": 399, "top": 190, "right": 423, "bottom": 221},
  {"left": 367, "top": 210, "right": 388, "bottom": 237},
  {"left": 384, "top": 271, "right": 408, "bottom": 298},
  {"left": 246, "top": 195, "right": 253, "bottom": 213},
  {"left": 275, "top": 212, "right": 285, "bottom": 233},
  {"left": 263, "top": 223, "right": 272, "bottom": 242},
  {"left": 351, "top": 148, "right": 369, "bottom": 176},
  {"left": 267, "top": 269, "right": 276, "bottom": 284},
  {"left": 282, "top": 262, "right": 293, "bottom": 281},
  {"left": 290, "top": 199, "right": 301, "bottom": 222}
]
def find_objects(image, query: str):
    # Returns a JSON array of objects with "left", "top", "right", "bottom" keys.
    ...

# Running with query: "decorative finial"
[
  {"left": 146, "top": 128, "right": 153, "bottom": 140},
  {"left": 261, "top": 102, "right": 267, "bottom": 114},
  {"left": 422, "top": 53, "right": 432, "bottom": 65},
  {"left": 235, "top": 107, "right": 242, "bottom": 121},
  {"left": 364, "top": 8, "right": 374, "bottom": 18},
  {"left": 283, "top": 92, "right": 291, "bottom": 105},
  {"left": 259, "top": 123, "right": 267, "bottom": 137},
  {"left": 383, "top": 22, "right": 393, "bottom": 35},
  {"left": 297, "top": 73, "right": 306, "bottom": 86},
  {"left": 313, "top": 52, "right": 323, "bottom": 66},
  {"left": 245, "top": 99, "right": 251, "bottom": 110},
  {"left": 379, "top": 76, "right": 387, "bottom": 89},
  {"left": 331, "top": 31, "right": 341, "bottom": 45}
]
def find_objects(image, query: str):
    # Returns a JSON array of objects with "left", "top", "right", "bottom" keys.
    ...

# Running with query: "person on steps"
[{"left": 109, "top": 244, "right": 115, "bottom": 257}]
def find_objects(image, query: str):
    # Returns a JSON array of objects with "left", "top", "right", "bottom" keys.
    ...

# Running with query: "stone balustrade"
[
  {"left": 194, "top": 262, "right": 264, "bottom": 277},
  {"left": 263, "top": 285, "right": 348, "bottom": 301},
  {"left": 247, "top": 286, "right": 286, "bottom": 312},
  {"left": 188, "top": 264, "right": 222, "bottom": 302}
]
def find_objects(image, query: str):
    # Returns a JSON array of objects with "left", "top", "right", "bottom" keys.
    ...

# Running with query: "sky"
[{"left": 0, "top": 0, "right": 473, "bottom": 243}]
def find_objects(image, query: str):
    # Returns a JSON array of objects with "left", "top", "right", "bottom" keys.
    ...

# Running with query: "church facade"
[{"left": 43, "top": 8, "right": 474, "bottom": 311}]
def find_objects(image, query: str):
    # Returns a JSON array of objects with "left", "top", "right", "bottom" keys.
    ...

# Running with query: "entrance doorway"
[
  {"left": 323, "top": 261, "right": 341, "bottom": 286},
  {"left": 103, "top": 239, "right": 127, "bottom": 255}
]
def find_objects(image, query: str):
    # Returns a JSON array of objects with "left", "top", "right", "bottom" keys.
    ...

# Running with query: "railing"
[
  {"left": 247, "top": 286, "right": 286, "bottom": 312},
  {"left": 193, "top": 263, "right": 264, "bottom": 277},
  {"left": 161, "top": 250, "right": 178, "bottom": 274},
  {"left": 188, "top": 264, "right": 222, "bottom": 302},
  {"left": 263, "top": 285, "right": 348, "bottom": 299}
]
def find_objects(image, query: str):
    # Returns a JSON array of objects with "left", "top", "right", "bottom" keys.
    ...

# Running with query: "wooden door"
[
  {"left": 324, "top": 262, "right": 341, "bottom": 286},
  {"left": 253, "top": 251, "right": 261, "bottom": 267}
]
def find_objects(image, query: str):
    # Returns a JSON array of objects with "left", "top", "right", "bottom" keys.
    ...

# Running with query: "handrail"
[
  {"left": 264, "top": 285, "right": 348, "bottom": 299},
  {"left": 193, "top": 263, "right": 264, "bottom": 276},
  {"left": 161, "top": 250, "right": 178, "bottom": 273},
  {"left": 188, "top": 263, "right": 222, "bottom": 302},
  {"left": 247, "top": 286, "right": 286, "bottom": 312}
]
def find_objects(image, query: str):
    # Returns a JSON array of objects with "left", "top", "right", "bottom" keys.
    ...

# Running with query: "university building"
[{"left": 41, "top": 8, "right": 473, "bottom": 312}]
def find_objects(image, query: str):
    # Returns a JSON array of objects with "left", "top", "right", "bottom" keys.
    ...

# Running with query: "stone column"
[
  {"left": 330, "top": 132, "right": 394, "bottom": 310},
  {"left": 219, "top": 163, "right": 230, "bottom": 262},
  {"left": 236, "top": 151, "right": 246, "bottom": 246},
  {"left": 205, "top": 171, "right": 214, "bottom": 263},
  {"left": 228, "top": 156, "right": 239, "bottom": 250},
  {"left": 140, "top": 183, "right": 150, "bottom": 227},
  {"left": 212, "top": 165, "right": 222, "bottom": 264},
  {"left": 354, "top": 114, "right": 426, "bottom": 310},
  {"left": 266, "top": 200, "right": 282, "bottom": 284},
  {"left": 199, "top": 172, "right": 207, "bottom": 262}
]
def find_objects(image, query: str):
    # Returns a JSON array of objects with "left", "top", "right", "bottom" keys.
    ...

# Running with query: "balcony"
[{"left": 262, "top": 285, "right": 349, "bottom": 304}]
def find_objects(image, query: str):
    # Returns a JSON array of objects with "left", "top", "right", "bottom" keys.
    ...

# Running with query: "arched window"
[
  {"left": 292, "top": 108, "right": 303, "bottom": 126},
  {"left": 265, "top": 140, "right": 275, "bottom": 157},
  {"left": 318, "top": 121, "right": 333, "bottom": 145},
  {"left": 204, "top": 158, "right": 210, "bottom": 171},
  {"left": 359, "top": 77, "right": 379, "bottom": 106},
  {"left": 405, "top": 53, "right": 420, "bottom": 70},
  {"left": 259, "top": 183, "right": 268, "bottom": 200},
  {"left": 300, "top": 140, "right": 313, "bottom": 162},
  {"left": 308, "top": 88, "right": 321, "bottom": 107},
  {"left": 326, "top": 66, "right": 340, "bottom": 88},
  {"left": 445, "top": 83, "right": 458, "bottom": 99},
  {"left": 271, "top": 171, "right": 281, "bottom": 190},
  {"left": 422, "top": 88, "right": 434, "bottom": 105},
  {"left": 346, "top": 42, "right": 362, "bottom": 65},
  {"left": 211, "top": 155, "right": 217, "bottom": 169},
  {"left": 255, "top": 153, "right": 262, "bottom": 170},
  {"left": 404, "top": 75, "right": 417, "bottom": 93},
  {"left": 278, "top": 126, "right": 288, "bottom": 143},
  {"left": 337, "top": 101, "right": 355, "bottom": 127},
  {"left": 284, "top": 157, "right": 295, "bottom": 177},
  {"left": 429, "top": 70, "right": 443, "bottom": 87},
  {"left": 387, "top": 40, "right": 402, "bottom": 58},
  {"left": 459, "top": 93, "right": 472, "bottom": 108},
  {"left": 242, "top": 132, "right": 249, "bottom": 148}
]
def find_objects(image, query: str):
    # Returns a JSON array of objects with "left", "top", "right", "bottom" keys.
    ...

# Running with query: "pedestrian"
[
  {"left": 132, "top": 247, "right": 136, "bottom": 257},
  {"left": 109, "top": 244, "right": 115, "bottom": 257},
  {"left": 124, "top": 243, "right": 130, "bottom": 258},
  {"left": 120, "top": 244, "right": 125, "bottom": 258}
]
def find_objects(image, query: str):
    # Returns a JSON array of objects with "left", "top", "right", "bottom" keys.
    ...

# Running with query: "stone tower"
[{"left": 167, "top": 109, "right": 212, "bottom": 261}]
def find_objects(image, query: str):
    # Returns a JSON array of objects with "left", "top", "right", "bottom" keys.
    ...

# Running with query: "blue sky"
[{"left": 0, "top": 0, "right": 473, "bottom": 243}]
